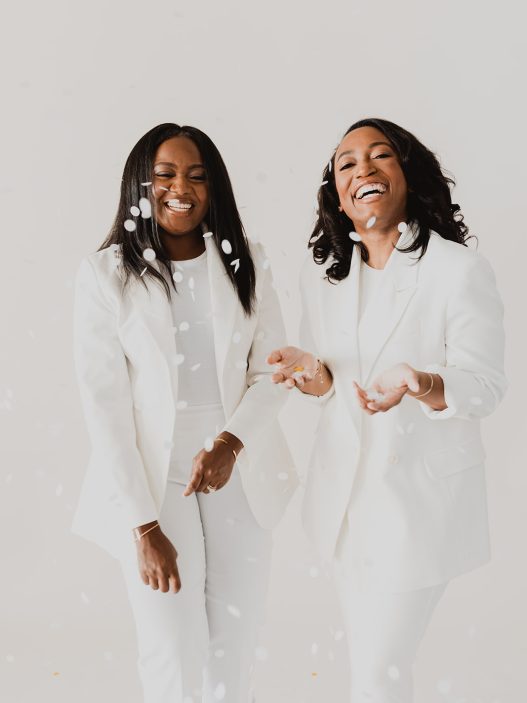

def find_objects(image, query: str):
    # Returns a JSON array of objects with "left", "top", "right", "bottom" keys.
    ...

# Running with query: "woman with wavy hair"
[
  {"left": 268, "top": 118, "right": 506, "bottom": 701},
  {"left": 72, "top": 123, "right": 296, "bottom": 702}
]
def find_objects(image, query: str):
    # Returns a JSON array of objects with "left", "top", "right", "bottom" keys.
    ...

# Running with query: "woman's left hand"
[
  {"left": 354, "top": 363, "right": 420, "bottom": 414},
  {"left": 182, "top": 433, "right": 241, "bottom": 496}
]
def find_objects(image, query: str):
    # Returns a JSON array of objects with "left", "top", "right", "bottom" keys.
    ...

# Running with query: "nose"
[
  {"left": 354, "top": 157, "right": 377, "bottom": 180},
  {"left": 168, "top": 174, "right": 190, "bottom": 195}
]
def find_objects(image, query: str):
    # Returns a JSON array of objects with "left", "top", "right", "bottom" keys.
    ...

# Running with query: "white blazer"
[
  {"left": 299, "top": 228, "right": 507, "bottom": 591},
  {"left": 72, "top": 237, "right": 297, "bottom": 558}
]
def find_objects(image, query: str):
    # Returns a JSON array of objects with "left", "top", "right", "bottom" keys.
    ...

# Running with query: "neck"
[
  {"left": 160, "top": 228, "right": 206, "bottom": 261},
  {"left": 355, "top": 217, "right": 405, "bottom": 270}
]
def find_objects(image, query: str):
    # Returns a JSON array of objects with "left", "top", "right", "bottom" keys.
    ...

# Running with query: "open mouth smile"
[
  {"left": 165, "top": 198, "right": 194, "bottom": 214},
  {"left": 354, "top": 182, "right": 388, "bottom": 201}
]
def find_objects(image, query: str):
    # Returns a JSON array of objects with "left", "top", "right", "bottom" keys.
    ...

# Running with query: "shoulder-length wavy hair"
[
  {"left": 100, "top": 123, "right": 256, "bottom": 315},
  {"left": 310, "top": 117, "right": 473, "bottom": 282}
]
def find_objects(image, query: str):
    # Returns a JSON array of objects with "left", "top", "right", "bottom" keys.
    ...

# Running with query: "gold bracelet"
[
  {"left": 413, "top": 373, "right": 434, "bottom": 399},
  {"left": 215, "top": 437, "right": 238, "bottom": 460},
  {"left": 133, "top": 521, "right": 160, "bottom": 542}
]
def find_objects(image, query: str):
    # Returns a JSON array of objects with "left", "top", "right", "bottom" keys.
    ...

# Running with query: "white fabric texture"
[{"left": 119, "top": 459, "right": 271, "bottom": 703}]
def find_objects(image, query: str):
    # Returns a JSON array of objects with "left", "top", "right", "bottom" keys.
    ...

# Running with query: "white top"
[
  {"left": 169, "top": 250, "right": 222, "bottom": 408},
  {"left": 358, "top": 258, "right": 385, "bottom": 322}
]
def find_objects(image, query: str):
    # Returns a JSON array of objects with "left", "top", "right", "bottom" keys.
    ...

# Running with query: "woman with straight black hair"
[
  {"left": 268, "top": 118, "right": 506, "bottom": 701},
  {"left": 72, "top": 123, "right": 296, "bottom": 702}
]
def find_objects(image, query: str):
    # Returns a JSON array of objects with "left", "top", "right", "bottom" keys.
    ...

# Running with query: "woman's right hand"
[
  {"left": 135, "top": 524, "right": 181, "bottom": 594},
  {"left": 266, "top": 346, "right": 318, "bottom": 389}
]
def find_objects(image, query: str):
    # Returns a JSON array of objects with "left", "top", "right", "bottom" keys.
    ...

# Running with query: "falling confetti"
[
  {"left": 179, "top": 321, "right": 190, "bottom": 332},
  {"left": 255, "top": 647, "right": 268, "bottom": 661},
  {"left": 80, "top": 591, "right": 90, "bottom": 605},
  {"left": 140, "top": 181, "right": 152, "bottom": 186},
  {"left": 204, "top": 437, "right": 214, "bottom": 452},
  {"left": 232, "top": 332, "right": 241, "bottom": 344},
  {"left": 174, "top": 354, "right": 185, "bottom": 366},
  {"left": 55, "top": 484, "right": 63, "bottom": 497},
  {"left": 140, "top": 268, "right": 147, "bottom": 277},
  {"left": 52, "top": 671, "right": 60, "bottom": 677},
  {"left": 328, "top": 650, "right": 335, "bottom": 662},
  {"left": 328, "top": 159, "right": 332, "bottom": 172},
  {"left": 221, "top": 239, "right": 232, "bottom": 255},
  {"left": 397, "top": 221, "right": 407, "bottom": 233},
  {"left": 262, "top": 259, "right": 270, "bottom": 270},
  {"left": 173, "top": 271, "right": 183, "bottom": 283},
  {"left": 188, "top": 277, "right": 195, "bottom": 290},
  {"left": 230, "top": 258, "right": 240, "bottom": 273},
  {"left": 214, "top": 683, "right": 226, "bottom": 700},
  {"left": 124, "top": 219, "right": 136, "bottom": 232},
  {"left": 6, "top": 654, "right": 15, "bottom": 663},
  {"left": 202, "top": 230, "right": 214, "bottom": 238},
  {"left": 190, "top": 363, "right": 201, "bottom": 372},
  {"left": 143, "top": 248, "right": 156, "bottom": 262},
  {"left": 130, "top": 205, "right": 140, "bottom": 216},
  {"left": 311, "top": 643, "right": 319, "bottom": 655},
  {"left": 214, "top": 649, "right": 225, "bottom": 658},
  {"left": 309, "top": 566, "right": 319, "bottom": 578},
  {"left": 349, "top": 231, "right": 362, "bottom": 242},
  {"left": 320, "top": 180, "right": 328, "bottom": 186},
  {"left": 436, "top": 678, "right": 452, "bottom": 695},
  {"left": 176, "top": 400, "right": 188, "bottom": 410},
  {"left": 103, "top": 651, "right": 113, "bottom": 662},
  {"left": 334, "top": 630, "right": 344, "bottom": 641},
  {"left": 158, "top": 186, "right": 169, "bottom": 192},
  {"left": 139, "top": 197, "right": 152, "bottom": 218},
  {"left": 366, "top": 216, "right": 376, "bottom": 229},
  {"left": 227, "top": 604, "right": 241, "bottom": 618},
  {"left": 310, "top": 231, "right": 323, "bottom": 243},
  {"left": 387, "top": 665, "right": 400, "bottom": 681}
]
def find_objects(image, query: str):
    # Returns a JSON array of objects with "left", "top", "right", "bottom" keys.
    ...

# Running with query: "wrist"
[{"left": 408, "top": 371, "right": 434, "bottom": 399}]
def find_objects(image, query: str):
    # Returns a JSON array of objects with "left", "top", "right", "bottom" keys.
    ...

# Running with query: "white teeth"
[
  {"left": 356, "top": 182, "right": 387, "bottom": 199},
  {"left": 166, "top": 199, "right": 192, "bottom": 210}
]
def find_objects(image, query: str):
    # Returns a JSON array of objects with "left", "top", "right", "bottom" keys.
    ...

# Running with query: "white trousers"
[
  {"left": 334, "top": 518, "right": 448, "bottom": 703},
  {"left": 118, "top": 468, "right": 272, "bottom": 703}
]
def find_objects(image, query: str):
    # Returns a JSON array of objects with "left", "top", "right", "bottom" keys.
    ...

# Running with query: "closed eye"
[{"left": 339, "top": 162, "right": 355, "bottom": 171}]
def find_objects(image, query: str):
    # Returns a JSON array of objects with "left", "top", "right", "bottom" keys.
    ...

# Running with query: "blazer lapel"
[{"left": 358, "top": 229, "right": 419, "bottom": 387}]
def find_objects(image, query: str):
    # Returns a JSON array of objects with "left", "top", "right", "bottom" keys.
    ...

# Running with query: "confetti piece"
[
  {"left": 139, "top": 197, "right": 152, "bottom": 218},
  {"left": 188, "top": 276, "right": 195, "bottom": 290},
  {"left": 436, "top": 678, "right": 452, "bottom": 695},
  {"left": 232, "top": 332, "right": 241, "bottom": 344},
  {"left": 55, "top": 484, "right": 63, "bottom": 497},
  {"left": 255, "top": 646, "right": 268, "bottom": 661},
  {"left": 396, "top": 424, "right": 405, "bottom": 435},
  {"left": 349, "top": 231, "right": 362, "bottom": 242},
  {"left": 397, "top": 221, "right": 407, "bottom": 233},
  {"left": 467, "top": 624, "right": 477, "bottom": 638},
  {"left": 262, "top": 259, "right": 270, "bottom": 270},
  {"left": 311, "top": 643, "right": 319, "bottom": 655},
  {"left": 214, "top": 682, "right": 226, "bottom": 700},
  {"left": 202, "top": 231, "right": 214, "bottom": 238},
  {"left": 311, "top": 672, "right": 318, "bottom": 678},
  {"left": 227, "top": 605, "right": 241, "bottom": 618},
  {"left": 277, "top": 472, "right": 289, "bottom": 481},
  {"left": 80, "top": 591, "right": 90, "bottom": 605},
  {"left": 6, "top": 654, "right": 15, "bottom": 663},
  {"left": 214, "top": 649, "right": 225, "bottom": 658},
  {"left": 124, "top": 219, "right": 136, "bottom": 232},
  {"left": 309, "top": 566, "right": 319, "bottom": 578},
  {"left": 366, "top": 390, "right": 384, "bottom": 401},
  {"left": 328, "top": 650, "right": 335, "bottom": 661},
  {"left": 204, "top": 437, "right": 214, "bottom": 452},
  {"left": 173, "top": 271, "right": 183, "bottom": 283},
  {"left": 320, "top": 180, "right": 328, "bottom": 186},
  {"left": 470, "top": 396, "right": 483, "bottom": 405},
  {"left": 334, "top": 630, "right": 344, "bottom": 641},
  {"left": 52, "top": 671, "right": 60, "bottom": 677},
  {"left": 103, "top": 651, "right": 113, "bottom": 662},
  {"left": 140, "top": 181, "right": 152, "bottom": 186},
  {"left": 366, "top": 216, "right": 377, "bottom": 229},
  {"left": 387, "top": 665, "right": 400, "bottom": 680},
  {"left": 190, "top": 363, "right": 201, "bottom": 371},
  {"left": 328, "top": 159, "right": 332, "bottom": 172},
  {"left": 174, "top": 354, "right": 185, "bottom": 366},
  {"left": 179, "top": 321, "right": 190, "bottom": 332},
  {"left": 5, "top": 474, "right": 13, "bottom": 484},
  {"left": 176, "top": 400, "right": 188, "bottom": 410},
  {"left": 230, "top": 258, "right": 240, "bottom": 273},
  {"left": 143, "top": 248, "right": 156, "bottom": 262},
  {"left": 221, "top": 239, "right": 232, "bottom": 255},
  {"left": 293, "top": 366, "right": 304, "bottom": 372},
  {"left": 130, "top": 206, "right": 140, "bottom": 216},
  {"left": 140, "top": 267, "right": 147, "bottom": 277}
]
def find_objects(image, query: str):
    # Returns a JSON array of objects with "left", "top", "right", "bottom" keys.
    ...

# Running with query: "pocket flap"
[{"left": 424, "top": 438, "right": 486, "bottom": 479}]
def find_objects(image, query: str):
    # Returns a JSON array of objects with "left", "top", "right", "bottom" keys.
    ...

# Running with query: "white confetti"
[
  {"left": 328, "top": 159, "right": 332, "bottom": 172},
  {"left": 366, "top": 216, "right": 377, "bottom": 229},
  {"left": 436, "top": 678, "right": 452, "bottom": 695},
  {"left": 470, "top": 396, "right": 483, "bottom": 406},
  {"left": 262, "top": 258, "right": 270, "bottom": 270},
  {"left": 143, "top": 248, "right": 156, "bottom": 262},
  {"left": 202, "top": 230, "right": 214, "bottom": 239},
  {"left": 328, "top": 650, "right": 335, "bottom": 661},
  {"left": 467, "top": 624, "right": 477, "bottom": 639},
  {"left": 311, "top": 642, "right": 319, "bottom": 655},
  {"left": 130, "top": 206, "right": 140, "bottom": 216},
  {"left": 310, "top": 231, "right": 323, "bottom": 243},
  {"left": 255, "top": 646, "right": 268, "bottom": 661},
  {"left": 277, "top": 472, "right": 289, "bottom": 481},
  {"left": 139, "top": 197, "right": 152, "bottom": 218},
  {"left": 221, "top": 239, "right": 232, "bottom": 255},
  {"left": 396, "top": 424, "right": 405, "bottom": 435},
  {"left": 80, "top": 591, "right": 90, "bottom": 605},
  {"left": 232, "top": 332, "right": 241, "bottom": 344},
  {"left": 174, "top": 354, "right": 185, "bottom": 366},
  {"left": 6, "top": 654, "right": 15, "bottom": 663},
  {"left": 214, "top": 682, "right": 226, "bottom": 700},
  {"left": 227, "top": 604, "right": 241, "bottom": 618},
  {"left": 230, "top": 258, "right": 240, "bottom": 273},
  {"left": 397, "top": 221, "right": 407, "bottom": 233},
  {"left": 179, "top": 321, "right": 190, "bottom": 332},
  {"left": 190, "top": 363, "right": 201, "bottom": 372},
  {"left": 188, "top": 277, "right": 195, "bottom": 290},
  {"left": 103, "top": 651, "right": 113, "bottom": 662},
  {"left": 6, "top": 474, "right": 13, "bottom": 484},
  {"left": 387, "top": 665, "right": 400, "bottom": 681},
  {"left": 204, "top": 437, "right": 214, "bottom": 452},
  {"left": 334, "top": 630, "right": 345, "bottom": 641},
  {"left": 158, "top": 186, "right": 169, "bottom": 192},
  {"left": 176, "top": 400, "right": 188, "bottom": 410},
  {"left": 55, "top": 484, "right": 63, "bottom": 497},
  {"left": 173, "top": 271, "right": 183, "bottom": 283},
  {"left": 320, "top": 180, "right": 328, "bottom": 186},
  {"left": 349, "top": 231, "right": 362, "bottom": 242},
  {"left": 140, "top": 267, "right": 147, "bottom": 277},
  {"left": 309, "top": 566, "right": 319, "bottom": 578},
  {"left": 124, "top": 219, "right": 136, "bottom": 232},
  {"left": 140, "top": 181, "right": 152, "bottom": 186},
  {"left": 214, "top": 649, "right": 225, "bottom": 658}
]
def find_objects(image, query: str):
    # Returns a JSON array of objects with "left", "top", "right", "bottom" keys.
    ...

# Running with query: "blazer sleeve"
[
  {"left": 221, "top": 246, "right": 290, "bottom": 447},
  {"left": 420, "top": 253, "right": 507, "bottom": 421},
  {"left": 74, "top": 258, "right": 158, "bottom": 529}
]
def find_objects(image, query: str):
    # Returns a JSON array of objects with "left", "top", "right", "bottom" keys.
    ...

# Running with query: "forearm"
[
  {"left": 407, "top": 371, "right": 447, "bottom": 411},
  {"left": 300, "top": 360, "right": 333, "bottom": 397}
]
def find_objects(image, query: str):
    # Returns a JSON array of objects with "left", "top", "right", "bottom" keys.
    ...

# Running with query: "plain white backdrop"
[{"left": 1, "top": 1, "right": 526, "bottom": 701}]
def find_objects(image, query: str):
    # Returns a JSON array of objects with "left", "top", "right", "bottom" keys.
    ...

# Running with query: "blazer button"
[{"left": 388, "top": 454, "right": 399, "bottom": 465}]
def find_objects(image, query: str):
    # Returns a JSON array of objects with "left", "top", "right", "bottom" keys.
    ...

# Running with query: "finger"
[
  {"left": 168, "top": 573, "right": 181, "bottom": 594},
  {"left": 182, "top": 468, "right": 203, "bottom": 496},
  {"left": 157, "top": 574, "right": 170, "bottom": 593},
  {"left": 139, "top": 569, "right": 149, "bottom": 586},
  {"left": 148, "top": 575, "right": 159, "bottom": 591},
  {"left": 197, "top": 469, "right": 214, "bottom": 494},
  {"left": 284, "top": 378, "right": 296, "bottom": 389},
  {"left": 270, "top": 371, "right": 286, "bottom": 384},
  {"left": 266, "top": 349, "right": 283, "bottom": 365}
]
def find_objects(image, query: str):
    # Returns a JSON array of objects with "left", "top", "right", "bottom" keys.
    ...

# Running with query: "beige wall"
[{"left": 1, "top": 0, "right": 525, "bottom": 700}]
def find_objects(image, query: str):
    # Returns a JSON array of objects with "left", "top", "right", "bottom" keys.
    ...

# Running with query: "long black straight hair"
[
  {"left": 100, "top": 123, "right": 256, "bottom": 315},
  {"left": 310, "top": 117, "right": 473, "bottom": 282}
]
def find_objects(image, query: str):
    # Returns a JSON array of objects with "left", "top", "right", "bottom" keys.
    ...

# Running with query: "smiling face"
[
  {"left": 334, "top": 126, "right": 408, "bottom": 231},
  {"left": 152, "top": 136, "right": 210, "bottom": 237}
]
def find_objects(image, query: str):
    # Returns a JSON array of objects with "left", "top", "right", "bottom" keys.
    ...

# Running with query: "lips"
[
  {"left": 354, "top": 181, "right": 388, "bottom": 200},
  {"left": 164, "top": 198, "right": 194, "bottom": 213}
]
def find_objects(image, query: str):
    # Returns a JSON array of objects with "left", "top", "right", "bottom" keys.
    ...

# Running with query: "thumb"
[
  {"left": 406, "top": 372, "right": 420, "bottom": 393},
  {"left": 266, "top": 349, "right": 283, "bottom": 365}
]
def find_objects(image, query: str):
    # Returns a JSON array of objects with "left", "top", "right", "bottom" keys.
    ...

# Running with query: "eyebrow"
[
  {"left": 154, "top": 161, "right": 205, "bottom": 168},
  {"left": 336, "top": 141, "right": 392, "bottom": 162}
]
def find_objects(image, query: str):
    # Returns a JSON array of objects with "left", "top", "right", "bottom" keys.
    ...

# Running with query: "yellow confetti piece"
[
  {"left": 52, "top": 672, "right": 60, "bottom": 677},
  {"left": 311, "top": 672, "right": 318, "bottom": 678},
  {"left": 293, "top": 366, "right": 304, "bottom": 372}
]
